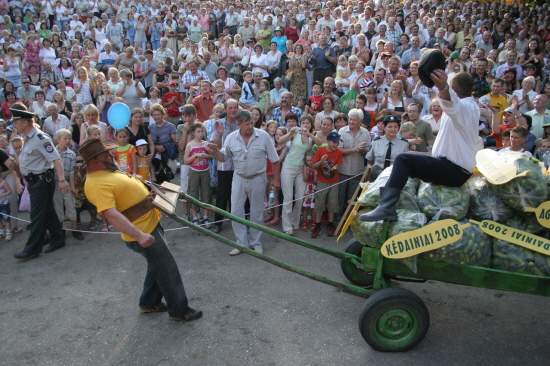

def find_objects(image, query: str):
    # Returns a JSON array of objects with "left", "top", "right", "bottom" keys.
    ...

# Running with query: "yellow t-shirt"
[
  {"left": 85, "top": 170, "right": 161, "bottom": 241},
  {"left": 484, "top": 93, "right": 508, "bottom": 121}
]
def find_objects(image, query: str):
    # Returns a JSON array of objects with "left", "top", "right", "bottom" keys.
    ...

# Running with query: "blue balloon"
[{"left": 107, "top": 103, "right": 131, "bottom": 130}]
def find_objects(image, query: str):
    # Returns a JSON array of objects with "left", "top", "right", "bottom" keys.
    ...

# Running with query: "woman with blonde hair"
[
  {"left": 80, "top": 104, "right": 109, "bottom": 144},
  {"left": 381, "top": 80, "right": 408, "bottom": 118},
  {"left": 52, "top": 90, "right": 73, "bottom": 119},
  {"left": 149, "top": 103, "right": 178, "bottom": 180}
]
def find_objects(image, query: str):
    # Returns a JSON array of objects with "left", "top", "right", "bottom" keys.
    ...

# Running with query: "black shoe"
[
  {"left": 140, "top": 303, "right": 168, "bottom": 313},
  {"left": 43, "top": 244, "right": 65, "bottom": 254},
  {"left": 170, "top": 308, "right": 203, "bottom": 322},
  {"left": 359, "top": 187, "right": 401, "bottom": 222},
  {"left": 14, "top": 251, "right": 39, "bottom": 260},
  {"left": 311, "top": 224, "right": 321, "bottom": 238},
  {"left": 72, "top": 231, "right": 85, "bottom": 240},
  {"left": 212, "top": 225, "right": 221, "bottom": 234}
]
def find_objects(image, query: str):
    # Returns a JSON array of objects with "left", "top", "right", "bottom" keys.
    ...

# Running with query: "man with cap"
[
  {"left": 490, "top": 106, "right": 522, "bottom": 149},
  {"left": 366, "top": 115, "right": 409, "bottom": 180},
  {"left": 13, "top": 108, "right": 71, "bottom": 259},
  {"left": 361, "top": 67, "right": 480, "bottom": 222},
  {"left": 208, "top": 110, "right": 280, "bottom": 255},
  {"left": 81, "top": 138, "right": 202, "bottom": 322}
]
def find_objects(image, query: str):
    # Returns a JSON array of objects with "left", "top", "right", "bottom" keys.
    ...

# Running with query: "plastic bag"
[
  {"left": 339, "top": 89, "right": 357, "bottom": 114},
  {"left": 19, "top": 185, "right": 30, "bottom": 212},
  {"left": 504, "top": 212, "right": 547, "bottom": 235},
  {"left": 420, "top": 219, "right": 492, "bottom": 267},
  {"left": 351, "top": 209, "right": 389, "bottom": 249},
  {"left": 492, "top": 153, "right": 547, "bottom": 212},
  {"left": 492, "top": 239, "right": 550, "bottom": 276},
  {"left": 358, "top": 167, "right": 419, "bottom": 208},
  {"left": 417, "top": 182, "right": 469, "bottom": 221},
  {"left": 467, "top": 176, "right": 515, "bottom": 222}
]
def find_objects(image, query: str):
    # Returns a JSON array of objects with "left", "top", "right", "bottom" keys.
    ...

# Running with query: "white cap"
[{"left": 135, "top": 139, "right": 148, "bottom": 147}]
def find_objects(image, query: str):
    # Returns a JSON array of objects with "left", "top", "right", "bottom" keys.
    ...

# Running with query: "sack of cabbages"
[
  {"left": 492, "top": 239, "right": 550, "bottom": 276},
  {"left": 357, "top": 167, "right": 419, "bottom": 209},
  {"left": 420, "top": 219, "right": 492, "bottom": 267},
  {"left": 351, "top": 210, "right": 427, "bottom": 249},
  {"left": 505, "top": 212, "right": 547, "bottom": 235},
  {"left": 492, "top": 152, "right": 548, "bottom": 212},
  {"left": 417, "top": 182, "right": 469, "bottom": 220},
  {"left": 467, "top": 176, "right": 515, "bottom": 222}
]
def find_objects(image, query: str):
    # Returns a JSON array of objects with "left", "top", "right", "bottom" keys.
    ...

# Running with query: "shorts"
[
  {"left": 0, "top": 203, "right": 11, "bottom": 222},
  {"left": 314, "top": 181, "right": 339, "bottom": 215}
]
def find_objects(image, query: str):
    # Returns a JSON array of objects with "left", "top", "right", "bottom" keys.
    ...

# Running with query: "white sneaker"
[
  {"left": 229, "top": 248, "right": 242, "bottom": 256},
  {"left": 253, "top": 247, "right": 263, "bottom": 254}
]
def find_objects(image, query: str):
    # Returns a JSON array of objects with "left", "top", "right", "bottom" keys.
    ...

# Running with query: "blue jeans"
[
  {"left": 125, "top": 223, "right": 191, "bottom": 318},
  {"left": 151, "top": 40, "right": 160, "bottom": 49}
]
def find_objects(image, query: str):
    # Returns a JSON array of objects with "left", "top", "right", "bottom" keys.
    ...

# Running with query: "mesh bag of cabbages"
[
  {"left": 416, "top": 182, "right": 469, "bottom": 221},
  {"left": 467, "top": 176, "right": 515, "bottom": 222},
  {"left": 491, "top": 152, "right": 548, "bottom": 212}
]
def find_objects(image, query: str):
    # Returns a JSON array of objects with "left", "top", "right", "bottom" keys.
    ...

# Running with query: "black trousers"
[
  {"left": 214, "top": 170, "right": 234, "bottom": 225},
  {"left": 23, "top": 173, "right": 65, "bottom": 254},
  {"left": 313, "top": 68, "right": 333, "bottom": 84},
  {"left": 387, "top": 153, "right": 472, "bottom": 190}
]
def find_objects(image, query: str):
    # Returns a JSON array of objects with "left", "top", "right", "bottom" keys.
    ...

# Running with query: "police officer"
[
  {"left": 12, "top": 109, "right": 70, "bottom": 260},
  {"left": 366, "top": 115, "right": 409, "bottom": 180}
]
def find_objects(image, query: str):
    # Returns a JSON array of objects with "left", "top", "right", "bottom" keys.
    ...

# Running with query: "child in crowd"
[
  {"left": 213, "top": 79, "right": 231, "bottom": 105},
  {"left": 145, "top": 87, "right": 161, "bottom": 125},
  {"left": 296, "top": 96, "right": 307, "bottom": 112},
  {"left": 154, "top": 60, "right": 171, "bottom": 96},
  {"left": 257, "top": 80, "right": 272, "bottom": 116},
  {"left": 0, "top": 135, "right": 8, "bottom": 151},
  {"left": 370, "top": 109, "right": 391, "bottom": 138},
  {"left": 73, "top": 155, "right": 99, "bottom": 231},
  {"left": 135, "top": 139, "right": 155, "bottom": 181},
  {"left": 264, "top": 126, "right": 288, "bottom": 226},
  {"left": 335, "top": 55, "right": 351, "bottom": 94},
  {"left": 177, "top": 104, "right": 199, "bottom": 220},
  {"left": 310, "top": 131, "right": 343, "bottom": 238},
  {"left": 499, "top": 130, "right": 512, "bottom": 150},
  {"left": 72, "top": 102, "right": 83, "bottom": 115},
  {"left": 183, "top": 122, "right": 212, "bottom": 228},
  {"left": 535, "top": 138, "right": 550, "bottom": 160},
  {"left": 301, "top": 150, "right": 317, "bottom": 232},
  {"left": 264, "top": 120, "right": 279, "bottom": 223},
  {"left": 305, "top": 81, "right": 324, "bottom": 117},
  {"left": 54, "top": 129, "right": 84, "bottom": 240},
  {"left": 114, "top": 127, "right": 137, "bottom": 174},
  {"left": 400, "top": 122, "right": 421, "bottom": 151},
  {"left": 98, "top": 82, "right": 114, "bottom": 127},
  {"left": 500, "top": 126, "right": 532, "bottom": 156},
  {"left": 0, "top": 176, "right": 12, "bottom": 240},
  {"left": 87, "top": 125, "right": 102, "bottom": 141},
  {"left": 239, "top": 71, "right": 256, "bottom": 109},
  {"left": 0, "top": 120, "right": 7, "bottom": 135}
]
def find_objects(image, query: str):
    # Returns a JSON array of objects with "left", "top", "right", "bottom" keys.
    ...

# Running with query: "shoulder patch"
[
  {"left": 373, "top": 136, "right": 382, "bottom": 141},
  {"left": 37, "top": 133, "right": 45, "bottom": 140},
  {"left": 44, "top": 142, "right": 54, "bottom": 153}
]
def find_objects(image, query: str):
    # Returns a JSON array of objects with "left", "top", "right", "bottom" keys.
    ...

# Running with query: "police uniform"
[
  {"left": 16, "top": 110, "right": 65, "bottom": 257},
  {"left": 366, "top": 135, "right": 409, "bottom": 178}
]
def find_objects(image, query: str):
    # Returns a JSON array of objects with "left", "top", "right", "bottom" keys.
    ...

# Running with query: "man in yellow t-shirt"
[
  {"left": 483, "top": 78, "right": 508, "bottom": 121},
  {"left": 80, "top": 139, "right": 202, "bottom": 323}
]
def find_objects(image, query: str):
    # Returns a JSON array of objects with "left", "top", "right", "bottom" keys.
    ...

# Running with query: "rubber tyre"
[
  {"left": 358, "top": 288, "right": 430, "bottom": 352},
  {"left": 340, "top": 238, "right": 375, "bottom": 287}
]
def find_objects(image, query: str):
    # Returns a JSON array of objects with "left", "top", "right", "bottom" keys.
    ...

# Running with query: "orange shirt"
[
  {"left": 313, "top": 145, "right": 343, "bottom": 184},
  {"left": 115, "top": 144, "right": 137, "bottom": 174},
  {"left": 490, "top": 123, "right": 517, "bottom": 148}
]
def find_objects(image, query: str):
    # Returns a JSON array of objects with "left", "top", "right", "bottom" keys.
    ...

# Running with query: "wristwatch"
[
  {"left": 440, "top": 84, "right": 449, "bottom": 92},
  {"left": 59, "top": 179, "right": 66, "bottom": 183}
]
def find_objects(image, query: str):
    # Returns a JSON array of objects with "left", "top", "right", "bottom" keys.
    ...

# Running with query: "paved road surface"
[{"left": 1, "top": 209, "right": 549, "bottom": 366}]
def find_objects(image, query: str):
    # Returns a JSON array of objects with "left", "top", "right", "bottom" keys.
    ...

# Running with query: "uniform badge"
[{"left": 44, "top": 142, "right": 54, "bottom": 153}]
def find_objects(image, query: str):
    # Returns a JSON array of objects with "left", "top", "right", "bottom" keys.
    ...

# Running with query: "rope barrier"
[{"left": 9, "top": 171, "right": 364, "bottom": 235}]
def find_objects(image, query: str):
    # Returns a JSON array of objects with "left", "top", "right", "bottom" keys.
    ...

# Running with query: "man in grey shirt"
[
  {"left": 200, "top": 52, "right": 218, "bottom": 82},
  {"left": 140, "top": 50, "right": 158, "bottom": 95},
  {"left": 208, "top": 110, "right": 280, "bottom": 255},
  {"left": 16, "top": 77, "right": 38, "bottom": 108}
]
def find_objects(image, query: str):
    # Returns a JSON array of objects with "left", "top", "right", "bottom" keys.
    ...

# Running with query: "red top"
[
  {"left": 491, "top": 123, "right": 517, "bottom": 148},
  {"left": 284, "top": 26, "right": 299, "bottom": 43},
  {"left": 313, "top": 145, "right": 343, "bottom": 184},
  {"left": 162, "top": 92, "right": 183, "bottom": 118},
  {"left": 192, "top": 94, "right": 215, "bottom": 122}
]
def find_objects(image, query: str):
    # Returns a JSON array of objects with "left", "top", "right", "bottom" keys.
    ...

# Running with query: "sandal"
[
  {"left": 89, "top": 221, "right": 97, "bottom": 231},
  {"left": 108, "top": 224, "right": 115, "bottom": 231},
  {"left": 266, "top": 219, "right": 280, "bottom": 226},
  {"left": 12, "top": 226, "right": 23, "bottom": 234},
  {"left": 301, "top": 220, "right": 308, "bottom": 231},
  {"left": 284, "top": 230, "right": 294, "bottom": 236},
  {"left": 101, "top": 224, "right": 109, "bottom": 232},
  {"left": 264, "top": 215, "right": 274, "bottom": 223}
]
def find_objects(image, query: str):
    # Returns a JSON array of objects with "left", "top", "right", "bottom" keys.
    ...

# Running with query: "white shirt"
[
  {"left": 433, "top": 88, "right": 480, "bottom": 173},
  {"left": 43, "top": 114, "right": 71, "bottom": 138}
]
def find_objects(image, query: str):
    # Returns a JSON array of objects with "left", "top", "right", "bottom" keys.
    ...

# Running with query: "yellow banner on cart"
[
  {"left": 470, "top": 220, "right": 550, "bottom": 257},
  {"left": 381, "top": 219, "right": 470, "bottom": 259},
  {"left": 525, "top": 201, "right": 550, "bottom": 229}
]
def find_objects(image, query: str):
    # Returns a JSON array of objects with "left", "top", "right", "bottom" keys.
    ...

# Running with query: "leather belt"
[
  {"left": 24, "top": 169, "right": 54, "bottom": 184},
  {"left": 121, "top": 194, "right": 155, "bottom": 222},
  {"left": 237, "top": 172, "right": 263, "bottom": 180}
]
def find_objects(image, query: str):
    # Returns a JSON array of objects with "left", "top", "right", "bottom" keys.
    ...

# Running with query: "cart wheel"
[
  {"left": 358, "top": 288, "right": 429, "bottom": 352},
  {"left": 340, "top": 238, "right": 375, "bottom": 287}
]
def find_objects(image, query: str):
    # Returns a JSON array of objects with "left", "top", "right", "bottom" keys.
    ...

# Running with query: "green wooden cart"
[{"left": 167, "top": 192, "right": 550, "bottom": 352}]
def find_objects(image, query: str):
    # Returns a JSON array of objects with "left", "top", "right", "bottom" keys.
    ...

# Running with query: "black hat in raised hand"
[{"left": 418, "top": 49, "right": 447, "bottom": 88}]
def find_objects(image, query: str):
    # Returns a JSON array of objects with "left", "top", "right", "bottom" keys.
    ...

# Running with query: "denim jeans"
[{"left": 125, "top": 224, "right": 191, "bottom": 318}]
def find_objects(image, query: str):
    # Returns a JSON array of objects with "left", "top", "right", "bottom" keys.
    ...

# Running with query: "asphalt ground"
[{"left": 1, "top": 205, "right": 550, "bottom": 365}]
